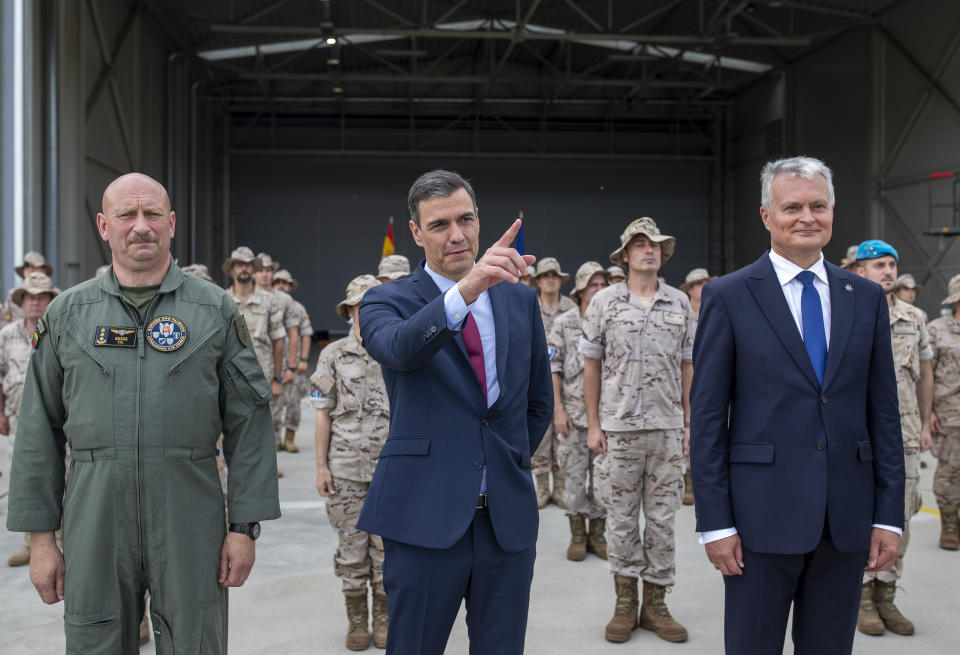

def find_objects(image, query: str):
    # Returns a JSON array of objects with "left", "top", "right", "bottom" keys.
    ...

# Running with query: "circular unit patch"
[{"left": 146, "top": 315, "right": 187, "bottom": 352}]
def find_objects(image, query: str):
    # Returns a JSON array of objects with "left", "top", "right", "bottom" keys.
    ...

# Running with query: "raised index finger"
[{"left": 493, "top": 218, "right": 523, "bottom": 248}]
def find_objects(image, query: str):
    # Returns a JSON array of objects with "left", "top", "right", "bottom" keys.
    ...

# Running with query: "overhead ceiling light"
[
  {"left": 332, "top": 86, "right": 343, "bottom": 93},
  {"left": 327, "top": 57, "right": 340, "bottom": 65},
  {"left": 325, "top": 36, "right": 337, "bottom": 45}
]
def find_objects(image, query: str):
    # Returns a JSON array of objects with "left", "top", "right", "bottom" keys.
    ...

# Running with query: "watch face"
[{"left": 250, "top": 523, "right": 261, "bottom": 540}]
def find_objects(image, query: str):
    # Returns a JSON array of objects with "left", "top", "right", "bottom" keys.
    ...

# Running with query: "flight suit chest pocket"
[
  {"left": 165, "top": 328, "right": 222, "bottom": 449},
  {"left": 61, "top": 329, "right": 115, "bottom": 450}
]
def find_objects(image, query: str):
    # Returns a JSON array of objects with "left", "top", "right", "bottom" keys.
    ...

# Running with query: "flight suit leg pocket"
[
  {"left": 191, "top": 597, "right": 227, "bottom": 655},
  {"left": 63, "top": 611, "right": 122, "bottom": 655}
]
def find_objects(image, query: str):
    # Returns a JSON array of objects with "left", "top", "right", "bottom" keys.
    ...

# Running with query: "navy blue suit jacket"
[
  {"left": 356, "top": 262, "right": 553, "bottom": 553},
  {"left": 690, "top": 253, "right": 905, "bottom": 554}
]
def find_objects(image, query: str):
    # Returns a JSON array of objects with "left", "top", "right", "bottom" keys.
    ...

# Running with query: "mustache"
[{"left": 128, "top": 234, "right": 158, "bottom": 244}]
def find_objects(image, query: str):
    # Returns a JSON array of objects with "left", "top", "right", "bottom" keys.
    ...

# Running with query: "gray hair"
[
  {"left": 407, "top": 169, "right": 478, "bottom": 226},
  {"left": 760, "top": 156, "right": 835, "bottom": 210}
]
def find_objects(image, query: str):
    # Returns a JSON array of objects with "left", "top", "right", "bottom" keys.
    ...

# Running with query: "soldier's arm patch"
[
  {"left": 235, "top": 314, "right": 251, "bottom": 347},
  {"left": 547, "top": 346, "right": 557, "bottom": 360},
  {"left": 31, "top": 317, "right": 47, "bottom": 349}
]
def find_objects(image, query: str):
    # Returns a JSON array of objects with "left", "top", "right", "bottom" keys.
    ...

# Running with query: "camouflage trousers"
[
  {"left": 270, "top": 394, "right": 284, "bottom": 446},
  {"left": 865, "top": 448, "right": 920, "bottom": 583},
  {"left": 326, "top": 477, "right": 384, "bottom": 592},
  {"left": 555, "top": 425, "right": 604, "bottom": 519},
  {"left": 594, "top": 428, "right": 683, "bottom": 586},
  {"left": 281, "top": 374, "right": 309, "bottom": 432},
  {"left": 933, "top": 426, "right": 960, "bottom": 506},
  {"left": 531, "top": 424, "right": 559, "bottom": 475},
  {"left": 0, "top": 434, "right": 11, "bottom": 510}
]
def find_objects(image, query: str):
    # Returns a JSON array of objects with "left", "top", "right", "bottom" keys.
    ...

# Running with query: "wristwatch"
[
  {"left": 298, "top": 357, "right": 309, "bottom": 363},
  {"left": 273, "top": 375, "right": 284, "bottom": 383},
  {"left": 229, "top": 522, "right": 261, "bottom": 541}
]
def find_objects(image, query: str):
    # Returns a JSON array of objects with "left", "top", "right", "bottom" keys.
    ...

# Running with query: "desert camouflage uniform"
[
  {"left": 865, "top": 297, "right": 932, "bottom": 583},
  {"left": 580, "top": 281, "right": 695, "bottom": 585},
  {"left": 266, "top": 288, "right": 302, "bottom": 443},
  {"left": 311, "top": 331, "right": 389, "bottom": 591},
  {"left": 228, "top": 287, "right": 285, "bottom": 379},
  {"left": 0, "top": 319, "right": 32, "bottom": 505},
  {"left": 548, "top": 307, "right": 604, "bottom": 519},
  {"left": 532, "top": 294, "right": 579, "bottom": 474},
  {"left": 282, "top": 300, "right": 313, "bottom": 431},
  {"left": 928, "top": 314, "right": 960, "bottom": 506}
]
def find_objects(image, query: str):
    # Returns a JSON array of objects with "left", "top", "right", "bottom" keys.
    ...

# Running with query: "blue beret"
[{"left": 856, "top": 240, "right": 899, "bottom": 262}]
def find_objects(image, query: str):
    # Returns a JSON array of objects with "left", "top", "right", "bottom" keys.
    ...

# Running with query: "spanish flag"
[{"left": 382, "top": 216, "right": 395, "bottom": 257}]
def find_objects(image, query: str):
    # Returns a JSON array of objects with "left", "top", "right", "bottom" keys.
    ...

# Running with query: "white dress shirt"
[
  {"left": 424, "top": 263, "right": 499, "bottom": 407},
  {"left": 699, "top": 249, "right": 901, "bottom": 545}
]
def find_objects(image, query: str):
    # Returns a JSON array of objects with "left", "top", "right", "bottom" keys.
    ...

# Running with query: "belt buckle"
[{"left": 476, "top": 493, "right": 488, "bottom": 509}]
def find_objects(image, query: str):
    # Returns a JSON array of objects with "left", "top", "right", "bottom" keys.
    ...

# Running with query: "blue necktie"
[{"left": 796, "top": 270, "right": 827, "bottom": 385}]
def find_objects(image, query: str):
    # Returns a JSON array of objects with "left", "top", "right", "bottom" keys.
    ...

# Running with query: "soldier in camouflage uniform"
[
  {"left": 929, "top": 273, "right": 960, "bottom": 552},
  {"left": 181, "top": 263, "right": 216, "bottom": 284},
  {"left": 606, "top": 266, "right": 626, "bottom": 284},
  {"left": 377, "top": 255, "right": 411, "bottom": 283},
  {"left": 255, "top": 254, "right": 302, "bottom": 452},
  {"left": 532, "top": 257, "right": 578, "bottom": 508},
  {"left": 893, "top": 274, "right": 928, "bottom": 322},
  {"left": 581, "top": 217, "right": 694, "bottom": 644},
  {"left": 854, "top": 240, "right": 933, "bottom": 636},
  {"left": 1, "top": 252, "right": 56, "bottom": 329},
  {"left": 272, "top": 269, "right": 313, "bottom": 451},
  {"left": 840, "top": 243, "right": 859, "bottom": 273},
  {"left": 1, "top": 273, "right": 58, "bottom": 567},
  {"left": 223, "top": 247, "right": 286, "bottom": 474},
  {"left": 520, "top": 264, "right": 536, "bottom": 288},
  {"left": 548, "top": 261, "right": 608, "bottom": 561},
  {"left": 312, "top": 275, "right": 390, "bottom": 651},
  {"left": 678, "top": 268, "right": 714, "bottom": 506}
]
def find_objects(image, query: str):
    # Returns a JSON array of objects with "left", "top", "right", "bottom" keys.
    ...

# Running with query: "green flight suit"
[{"left": 6, "top": 261, "right": 280, "bottom": 654}]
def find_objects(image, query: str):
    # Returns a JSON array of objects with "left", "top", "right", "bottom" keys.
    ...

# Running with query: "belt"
[{"left": 476, "top": 493, "right": 488, "bottom": 509}]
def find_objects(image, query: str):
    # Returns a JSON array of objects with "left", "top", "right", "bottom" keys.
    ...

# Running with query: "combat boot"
[
  {"left": 682, "top": 469, "right": 694, "bottom": 505},
  {"left": 566, "top": 515, "right": 587, "bottom": 561},
  {"left": 939, "top": 505, "right": 959, "bottom": 550},
  {"left": 873, "top": 580, "right": 915, "bottom": 635},
  {"left": 604, "top": 575, "right": 638, "bottom": 643},
  {"left": 534, "top": 473, "right": 550, "bottom": 509},
  {"left": 857, "top": 581, "right": 885, "bottom": 635},
  {"left": 283, "top": 428, "right": 300, "bottom": 453},
  {"left": 139, "top": 610, "right": 151, "bottom": 645},
  {"left": 372, "top": 586, "right": 388, "bottom": 648},
  {"left": 638, "top": 580, "right": 688, "bottom": 642},
  {"left": 552, "top": 472, "right": 568, "bottom": 509},
  {"left": 587, "top": 518, "right": 608, "bottom": 560},
  {"left": 344, "top": 589, "right": 370, "bottom": 651},
  {"left": 6, "top": 542, "right": 29, "bottom": 567}
]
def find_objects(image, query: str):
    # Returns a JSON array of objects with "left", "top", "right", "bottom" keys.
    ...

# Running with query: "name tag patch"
[
  {"left": 893, "top": 321, "right": 917, "bottom": 335},
  {"left": 663, "top": 312, "right": 685, "bottom": 326},
  {"left": 95, "top": 326, "right": 138, "bottom": 348}
]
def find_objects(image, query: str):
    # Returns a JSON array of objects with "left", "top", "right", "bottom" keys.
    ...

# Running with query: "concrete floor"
[{"left": 1, "top": 402, "right": 958, "bottom": 654}]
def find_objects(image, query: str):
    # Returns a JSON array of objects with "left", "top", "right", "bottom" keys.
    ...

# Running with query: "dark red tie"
[{"left": 462, "top": 313, "right": 487, "bottom": 402}]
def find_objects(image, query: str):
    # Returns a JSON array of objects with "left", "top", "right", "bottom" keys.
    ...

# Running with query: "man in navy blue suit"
[
  {"left": 358, "top": 169, "right": 553, "bottom": 654},
  {"left": 690, "top": 156, "right": 904, "bottom": 654}
]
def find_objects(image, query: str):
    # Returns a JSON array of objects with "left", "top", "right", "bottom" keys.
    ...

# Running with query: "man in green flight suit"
[{"left": 6, "top": 172, "right": 281, "bottom": 654}]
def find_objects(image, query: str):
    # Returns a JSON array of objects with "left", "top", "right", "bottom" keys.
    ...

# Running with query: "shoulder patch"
[
  {"left": 235, "top": 314, "right": 251, "bottom": 347},
  {"left": 548, "top": 346, "right": 558, "bottom": 360}
]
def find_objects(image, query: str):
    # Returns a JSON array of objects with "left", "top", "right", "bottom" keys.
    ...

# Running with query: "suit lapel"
[
  {"left": 821, "top": 263, "right": 854, "bottom": 389},
  {"left": 746, "top": 254, "right": 821, "bottom": 391},
  {"left": 488, "top": 282, "right": 509, "bottom": 399}
]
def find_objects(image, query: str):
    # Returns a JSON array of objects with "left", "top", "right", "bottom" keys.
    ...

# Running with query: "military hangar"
[{"left": 3, "top": 0, "right": 960, "bottom": 328}]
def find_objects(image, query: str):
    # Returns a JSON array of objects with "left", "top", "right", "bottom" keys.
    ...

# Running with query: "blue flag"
[{"left": 516, "top": 222, "right": 525, "bottom": 255}]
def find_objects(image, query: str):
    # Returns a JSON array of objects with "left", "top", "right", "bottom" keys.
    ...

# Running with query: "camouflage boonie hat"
[
  {"left": 256, "top": 252, "right": 279, "bottom": 271},
  {"left": 12, "top": 272, "right": 58, "bottom": 306},
  {"left": 337, "top": 274, "right": 380, "bottom": 320},
  {"left": 840, "top": 244, "right": 859, "bottom": 267},
  {"left": 680, "top": 268, "right": 715, "bottom": 292},
  {"left": 522, "top": 265, "right": 536, "bottom": 277},
  {"left": 609, "top": 217, "right": 676, "bottom": 266},
  {"left": 16, "top": 251, "right": 53, "bottom": 277},
  {"left": 942, "top": 274, "right": 960, "bottom": 305},
  {"left": 378, "top": 254, "right": 411, "bottom": 281},
  {"left": 570, "top": 261, "right": 608, "bottom": 304},
  {"left": 534, "top": 257, "right": 570, "bottom": 282},
  {"left": 273, "top": 268, "right": 298, "bottom": 292},
  {"left": 182, "top": 263, "right": 215, "bottom": 283},
  {"left": 606, "top": 265, "right": 626, "bottom": 280},
  {"left": 893, "top": 274, "right": 922, "bottom": 293},
  {"left": 221, "top": 246, "right": 257, "bottom": 273}
]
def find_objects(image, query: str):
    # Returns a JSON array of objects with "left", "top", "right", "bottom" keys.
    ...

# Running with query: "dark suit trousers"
[
  {"left": 723, "top": 520, "right": 868, "bottom": 655},
  {"left": 382, "top": 508, "right": 537, "bottom": 655}
]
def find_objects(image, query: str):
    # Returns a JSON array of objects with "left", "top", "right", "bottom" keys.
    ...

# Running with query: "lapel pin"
[{"left": 844, "top": 284, "right": 853, "bottom": 292}]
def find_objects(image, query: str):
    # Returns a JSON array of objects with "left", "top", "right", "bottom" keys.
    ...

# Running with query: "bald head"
[{"left": 101, "top": 173, "right": 170, "bottom": 214}]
